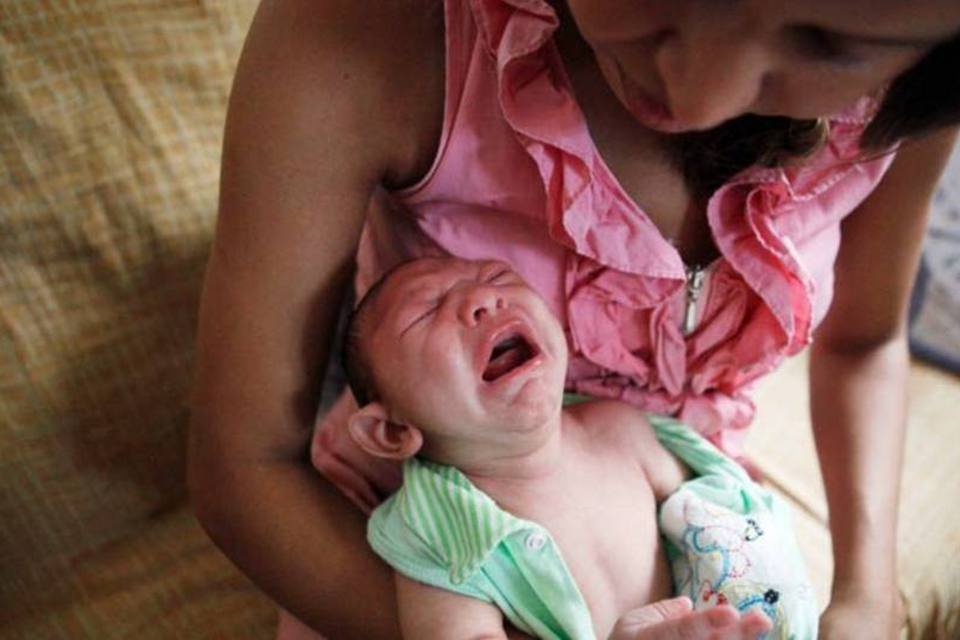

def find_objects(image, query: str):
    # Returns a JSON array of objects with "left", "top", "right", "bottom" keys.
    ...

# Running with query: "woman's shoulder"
[
  {"left": 243, "top": 0, "right": 446, "bottom": 188},
  {"left": 260, "top": 0, "right": 444, "bottom": 81}
]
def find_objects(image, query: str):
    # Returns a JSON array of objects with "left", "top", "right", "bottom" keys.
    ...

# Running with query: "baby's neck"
[{"left": 452, "top": 412, "right": 570, "bottom": 498}]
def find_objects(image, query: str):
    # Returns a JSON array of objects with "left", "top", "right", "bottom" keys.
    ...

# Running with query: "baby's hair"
[{"left": 341, "top": 261, "right": 414, "bottom": 408}]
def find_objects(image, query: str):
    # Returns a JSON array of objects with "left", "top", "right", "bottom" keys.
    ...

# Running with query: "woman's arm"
[
  {"left": 187, "top": 0, "right": 443, "bottom": 636},
  {"left": 809, "top": 126, "right": 958, "bottom": 638}
]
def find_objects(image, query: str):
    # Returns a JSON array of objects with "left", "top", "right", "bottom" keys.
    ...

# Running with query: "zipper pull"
[{"left": 683, "top": 265, "right": 705, "bottom": 335}]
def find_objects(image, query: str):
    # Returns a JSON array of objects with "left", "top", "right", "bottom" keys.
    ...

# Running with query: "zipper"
[{"left": 683, "top": 264, "right": 706, "bottom": 335}]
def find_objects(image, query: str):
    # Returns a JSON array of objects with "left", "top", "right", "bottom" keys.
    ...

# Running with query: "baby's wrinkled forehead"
[
  {"left": 400, "top": 257, "right": 472, "bottom": 281},
  {"left": 373, "top": 258, "right": 470, "bottom": 306},
  {"left": 358, "top": 258, "right": 465, "bottom": 330},
  {"left": 387, "top": 257, "right": 456, "bottom": 290}
]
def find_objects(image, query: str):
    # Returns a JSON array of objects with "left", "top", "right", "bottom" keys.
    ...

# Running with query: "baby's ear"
[{"left": 347, "top": 402, "right": 423, "bottom": 460}]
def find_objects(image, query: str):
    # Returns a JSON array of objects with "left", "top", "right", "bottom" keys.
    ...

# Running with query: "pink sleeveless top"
[{"left": 310, "top": 0, "right": 896, "bottom": 513}]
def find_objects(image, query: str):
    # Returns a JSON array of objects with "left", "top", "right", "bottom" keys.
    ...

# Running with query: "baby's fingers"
[
  {"left": 632, "top": 605, "right": 771, "bottom": 640},
  {"left": 731, "top": 610, "right": 773, "bottom": 639}
]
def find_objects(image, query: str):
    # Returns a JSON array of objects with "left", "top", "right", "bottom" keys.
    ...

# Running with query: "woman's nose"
[
  {"left": 657, "top": 29, "right": 768, "bottom": 130},
  {"left": 457, "top": 285, "right": 505, "bottom": 326}
]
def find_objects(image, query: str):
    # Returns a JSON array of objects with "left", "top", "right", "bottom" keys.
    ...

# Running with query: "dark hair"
[
  {"left": 341, "top": 262, "right": 411, "bottom": 407},
  {"left": 862, "top": 31, "right": 960, "bottom": 150},
  {"left": 674, "top": 29, "right": 960, "bottom": 200},
  {"left": 672, "top": 115, "right": 828, "bottom": 199}
]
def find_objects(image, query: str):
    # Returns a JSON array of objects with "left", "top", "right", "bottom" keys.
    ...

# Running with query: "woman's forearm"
[
  {"left": 190, "top": 452, "right": 401, "bottom": 639},
  {"left": 808, "top": 335, "right": 909, "bottom": 600}
]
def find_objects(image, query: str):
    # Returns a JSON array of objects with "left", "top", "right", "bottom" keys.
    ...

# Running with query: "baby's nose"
[{"left": 460, "top": 286, "right": 505, "bottom": 325}]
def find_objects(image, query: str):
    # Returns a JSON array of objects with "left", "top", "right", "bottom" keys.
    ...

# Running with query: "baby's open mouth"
[{"left": 482, "top": 332, "right": 537, "bottom": 382}]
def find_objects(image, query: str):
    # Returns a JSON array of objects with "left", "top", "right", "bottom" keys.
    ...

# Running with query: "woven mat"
[
  {"left": 749, "top": 352, "right": 960, "bottom": 640},
  {"left": 0, "top": 1, "right": 275, "bottom": 636}
]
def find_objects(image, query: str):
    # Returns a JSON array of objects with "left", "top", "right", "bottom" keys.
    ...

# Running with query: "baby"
[{"left": 341, "top": 257, "right": 817, "bottom": 640}]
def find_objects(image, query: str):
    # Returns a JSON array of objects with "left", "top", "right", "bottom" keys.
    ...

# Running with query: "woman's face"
[{"left": 563, "top": 0, "right": 960, "bottom": 132}]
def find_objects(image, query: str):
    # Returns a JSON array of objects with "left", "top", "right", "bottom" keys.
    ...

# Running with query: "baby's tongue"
[{"left": 482, "top": 336, "right": 532, "bottom": 382}]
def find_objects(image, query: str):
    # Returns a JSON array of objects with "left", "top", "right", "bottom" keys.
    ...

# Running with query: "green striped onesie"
[{"left": 368, "top": 415, "right": 817, "bottom": 640}]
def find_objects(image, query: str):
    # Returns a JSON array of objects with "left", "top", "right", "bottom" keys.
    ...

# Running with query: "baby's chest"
[{"left": 533, "top": 471, "right": 672, "bottom": 634}]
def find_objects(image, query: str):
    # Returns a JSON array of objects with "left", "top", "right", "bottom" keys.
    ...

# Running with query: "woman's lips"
[
  {"left": 614, "top": 63, "right": 690, "bottom": 133},
  {"left": 625, "top": 85, "right": 686, "bottom": 132},
  {"left": 629, "top": 86, "right": 672, "bottom": 120}
]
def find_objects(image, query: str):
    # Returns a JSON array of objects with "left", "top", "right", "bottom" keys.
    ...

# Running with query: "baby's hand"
[{"left": 609, "top": 596, "right": 772, "bottom": 640}]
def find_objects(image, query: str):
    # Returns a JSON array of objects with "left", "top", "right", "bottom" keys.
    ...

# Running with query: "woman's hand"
[
  {"left": 609, "top": 596, "right": 771, "bottom": 640},
  {"left": 819, "top": 590, "right": 904, "bottom": 640}
]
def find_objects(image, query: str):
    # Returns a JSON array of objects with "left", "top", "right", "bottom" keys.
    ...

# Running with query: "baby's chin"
[{"left": 489, "top": 378, "right": 564, "bottom": 433}]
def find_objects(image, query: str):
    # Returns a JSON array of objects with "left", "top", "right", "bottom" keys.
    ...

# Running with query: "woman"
[{"left": 188, "top": 1, "right": 960, "bottom": 637}]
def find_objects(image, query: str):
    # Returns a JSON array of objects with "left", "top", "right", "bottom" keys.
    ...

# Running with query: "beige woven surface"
[
  {"left": 749, "top": 352, "right": 960, "bottom": 640},
  {"left": 0, "top": 0, "right": 275, "bottom": 636},
  {"left": 1, "top": 506, "right": 276, "bottom": 639}
]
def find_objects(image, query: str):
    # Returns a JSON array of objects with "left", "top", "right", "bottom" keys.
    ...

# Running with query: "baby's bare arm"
[{"left": 395, "top": 574, "right": 519, "bottom": 640}]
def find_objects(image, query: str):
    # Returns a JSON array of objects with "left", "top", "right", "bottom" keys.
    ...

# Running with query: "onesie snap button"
[{"left": 525, "top": 532, "right": 547, "bottom": 551}]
